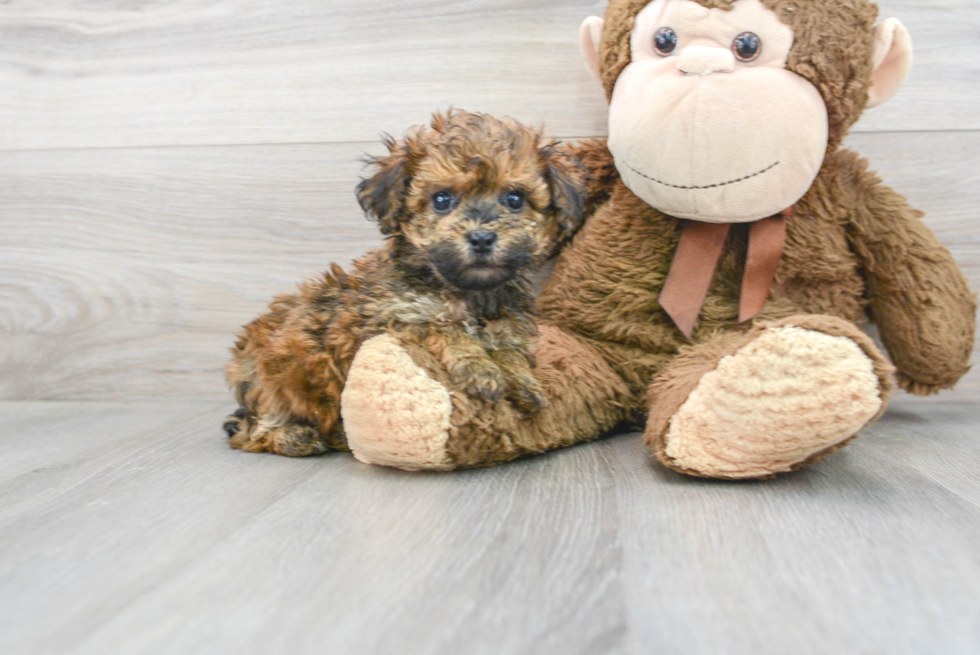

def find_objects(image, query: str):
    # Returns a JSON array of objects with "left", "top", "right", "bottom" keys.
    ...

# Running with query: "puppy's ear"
[
  {"left": 357, "top": 136, "right": 413, "bottom": 235},
  {"left": 540, "top": 144, "right": 590, "bottom": 242}
]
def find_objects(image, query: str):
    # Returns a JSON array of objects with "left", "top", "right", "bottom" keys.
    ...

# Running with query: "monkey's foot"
[
  {"left": 341, "top": 335, "right": 455, "bottom": 471},
  {"left": 646, "top": 316, "right": 895, "bottom": 479}
]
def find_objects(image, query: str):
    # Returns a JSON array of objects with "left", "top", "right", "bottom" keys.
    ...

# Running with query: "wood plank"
[
  {"left": 0, "top": 142, "right": 387, "bottom": 400},
  {"left": 0, "top": 401, "right": 328, "bottom": 655},
  {"left": 0, "top": 401, "right": 628, "bottom": 655},
  {"left": 0, "top": 0, "right": 976, "bottom": 151},
  {"left": 0, "top": 399, "right": 977, "bottom": 654},
  {"left": 0, "top": 401, "right": 210, "bottom": 497},
  {"left": 864, "top": 403, "right": 980, "bottom": 507},
  {"left": 1, "top": 130, "right": 976, "bottom": 401},
  {"left": 609, "top": 401, "right": 980, "bottom": 655}
]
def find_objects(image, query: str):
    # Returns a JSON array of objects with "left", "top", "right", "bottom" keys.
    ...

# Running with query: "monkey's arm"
[
  {"left": 842, "top": 153, "right": 976, "bottom": 395},
  {"left": 560, "top": 139, "right": 620, "bottom": 219}
]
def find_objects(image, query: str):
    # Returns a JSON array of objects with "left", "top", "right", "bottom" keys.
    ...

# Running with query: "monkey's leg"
[
  {"left": 645, "top": 315, "right": 896, "bottom": 480},
  {"left": 340, "top": 324, "right": 632, "bottom": 471}
]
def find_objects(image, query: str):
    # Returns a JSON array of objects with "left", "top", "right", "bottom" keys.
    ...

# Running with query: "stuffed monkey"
[{"left": 340, "top": 0, "right": 976, "bottom": 478}]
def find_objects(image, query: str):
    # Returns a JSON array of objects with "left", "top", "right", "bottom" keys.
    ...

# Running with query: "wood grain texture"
[
  {"left": 0, "top": 0, "right": 977, "bottom": 151},
  {"left": 0, "top": 399, "right": 977, "bottom": 655},
  {"left": 609, "top": 402, "right": 980, "bottom": 655},
  {"left": 0, "top": 141, "right": 386, "bottom": 400},
  {"left": 1, "top": 130, "right": 977, "bottom": 401}
]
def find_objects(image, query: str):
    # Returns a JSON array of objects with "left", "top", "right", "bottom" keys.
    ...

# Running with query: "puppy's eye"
[
  {"left": 503, "top": 190, "right": 526, "bottom": 212},
  {"left": 654, "top": 27, "right": 678, "bottom": 56},
  {"left": 431, "top": 191, "right": 454, "bottom": 214},
  {"left": 732, "top": 32, "right": 762, "bottom": 62}
]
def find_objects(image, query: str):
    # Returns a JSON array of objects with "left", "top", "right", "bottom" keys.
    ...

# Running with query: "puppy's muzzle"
[{"left": 467, "top": 229, "right": 497, "bottom": 256}]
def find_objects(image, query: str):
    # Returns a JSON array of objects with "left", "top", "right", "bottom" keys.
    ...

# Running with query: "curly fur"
[{"left": 224, "top": 110, "right": 589, "bottom": 456}]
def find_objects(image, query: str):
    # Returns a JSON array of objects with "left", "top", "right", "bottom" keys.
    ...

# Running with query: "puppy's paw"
[
  {"left": 271, "top": 423, "right": 334, "bottom": 457},
  {"left": 450, "top": 358, "right": 507, "bottom": 403},
  {"left": 223, "top": 407, "right": 248, "bottom": 438},
  {"left": 507, "top": 376, "right": 548, "bottom": 416}
]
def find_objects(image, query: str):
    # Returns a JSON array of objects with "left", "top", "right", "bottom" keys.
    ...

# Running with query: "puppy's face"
[
  {"left": 358, "top": 111, "right": 588, "bottom": 292},
  {"left": 402, "top": 144, "right": 562, "bottom": 292}
]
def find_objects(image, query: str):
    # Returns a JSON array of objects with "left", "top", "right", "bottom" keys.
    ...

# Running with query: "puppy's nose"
[{"left": 467, "top": 230, "right": 497, "bottom": 255}]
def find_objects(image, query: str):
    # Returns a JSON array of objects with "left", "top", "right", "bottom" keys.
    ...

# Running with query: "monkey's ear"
[
  {"left": 542, "top": 146, "right": 589, "bottom": 241},
  {"left": 356, "top": 139, "right": 412, "bottom": 235},
  {"left": 579, "top": 17, "right": 605, "bottom": 83},
  {"left": 867, "top": 18, "right": 913, "bottom": 109}
]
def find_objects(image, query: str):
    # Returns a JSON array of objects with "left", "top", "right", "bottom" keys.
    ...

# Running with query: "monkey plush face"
[
  {"left": 608, "top": 0, "right": 826, "bottom": 223},
  {"left": 581, "top": 0, "right": 913, "bottom": 224}
]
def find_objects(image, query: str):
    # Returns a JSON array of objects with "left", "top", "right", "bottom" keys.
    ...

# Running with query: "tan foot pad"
[
  {"left": 341, "top": 335, "right": 454, "bottom": 471},
  {"left": 665, "top": 327, "right": 883, "bottom": 478}
]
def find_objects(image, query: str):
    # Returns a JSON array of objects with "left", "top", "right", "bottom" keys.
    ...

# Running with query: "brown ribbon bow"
[{"left": 659, "top": 206, "right": 793, "bottom": 339}]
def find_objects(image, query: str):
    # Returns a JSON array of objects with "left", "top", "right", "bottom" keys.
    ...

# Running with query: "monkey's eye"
[
  {"left": 654, "top": 27, "right": 678, "bottom": 56},
  {"left": 503, "top": 190, "right": 526, "bottom": 212},
  {"left": 431, "top": 191, "right": 454, "bottom": 214},
  {"left": 732, "top": 32, "right": 762, "bottom": 62}
]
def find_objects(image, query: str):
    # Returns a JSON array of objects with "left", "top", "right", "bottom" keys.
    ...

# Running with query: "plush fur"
[
  {"left": 644, "top": 315, "right": 897, "bottom": 479},
  {"left": 224, "top": 110, "right": 588, "bottom": 456},
  {"left": 549, "top": 0, "right": 972, "bottom": 474},
  {"left": 542, "top": 145, "right": 975, "bottom": 397},
  {"left": 338, "top": 0, "right": 975, "bottom": 478}
]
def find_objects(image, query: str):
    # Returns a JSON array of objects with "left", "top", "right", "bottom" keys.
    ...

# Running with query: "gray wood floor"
[{"left": 2, "top": 400, "right": 978, "bottom": 655}]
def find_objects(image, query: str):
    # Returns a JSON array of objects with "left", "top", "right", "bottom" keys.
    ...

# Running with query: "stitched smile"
[{"left": 627, "top": 161, "right": 780, "bottom": 190}]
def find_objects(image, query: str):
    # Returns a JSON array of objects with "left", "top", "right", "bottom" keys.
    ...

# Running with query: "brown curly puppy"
[{"left": 223, "top": 110, "right": 589, "bottom": 456}]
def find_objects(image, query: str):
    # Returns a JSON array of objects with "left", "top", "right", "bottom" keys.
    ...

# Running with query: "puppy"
[{"left": 223, "top": 110, "right": 589, "bottom": 456}]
